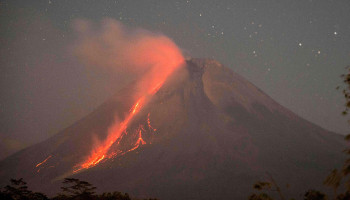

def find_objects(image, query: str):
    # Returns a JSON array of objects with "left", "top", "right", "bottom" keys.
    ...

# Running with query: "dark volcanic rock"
[{"left": 0, "top": 58, "right": 346, "bottom": 199}]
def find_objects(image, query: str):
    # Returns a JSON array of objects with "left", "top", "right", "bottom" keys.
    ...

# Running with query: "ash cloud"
[
  {"left": 71, "top": 18, "right": 184, "bottom": 97},
  {"left": 70, "top": 19, "right": 185, "bottom": 170}
]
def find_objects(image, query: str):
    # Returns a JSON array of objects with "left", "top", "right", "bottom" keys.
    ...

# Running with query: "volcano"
[{"left": 0, "top": 58, "right": 346, "bottom": 199}]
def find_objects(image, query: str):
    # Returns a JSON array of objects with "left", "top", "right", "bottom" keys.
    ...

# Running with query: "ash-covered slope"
[{"left": 0, "top": 58, "right": 346, "bottom": 199}]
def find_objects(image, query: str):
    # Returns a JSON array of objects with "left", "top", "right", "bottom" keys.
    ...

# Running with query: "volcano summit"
[{"left": 0, "top": 58, "right": 346, "bottom": 199}]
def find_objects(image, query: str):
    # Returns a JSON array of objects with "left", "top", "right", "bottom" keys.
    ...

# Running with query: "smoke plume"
[
  {"left": 72, "top": 18, "right": 184, "bottom": 98},
  {"left": 71, "top": 18, "right": 185, "bottom": 172}
]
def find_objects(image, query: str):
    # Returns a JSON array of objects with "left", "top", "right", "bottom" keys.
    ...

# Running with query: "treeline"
[
  {"left": 0, "top": 178, "right": 158, "bottom": 200},
  {"left": 248, "top": 67, "right": 350, "bottom": 200},
  {"left": 248, "top": 178, "right": 349, "bottom": 200}
]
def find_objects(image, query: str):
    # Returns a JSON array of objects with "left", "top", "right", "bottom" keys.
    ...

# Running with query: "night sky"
[{"left": 1, "top": 0, "right": 350, "bottom": 155}]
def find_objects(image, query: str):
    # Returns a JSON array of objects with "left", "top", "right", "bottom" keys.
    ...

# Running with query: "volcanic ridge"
[{"left": 0, "top": 58, "right": 346, "bottom": 200}]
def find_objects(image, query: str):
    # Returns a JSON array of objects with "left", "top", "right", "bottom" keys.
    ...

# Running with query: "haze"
[{"left": 1, "top": 0, "right": 350, "bottom": 159}]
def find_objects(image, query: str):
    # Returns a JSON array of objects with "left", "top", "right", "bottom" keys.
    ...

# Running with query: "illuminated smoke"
[{"left": 72, "top": 19, "right": 184, "bottom": 172}]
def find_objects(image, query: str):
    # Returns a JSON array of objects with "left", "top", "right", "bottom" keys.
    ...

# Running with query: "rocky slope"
[{"left": 0, "top": 58, "right": 345, "bottom": 199}]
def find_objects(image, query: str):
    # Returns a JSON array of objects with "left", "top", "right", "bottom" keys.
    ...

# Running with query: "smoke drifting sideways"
[
  {"left": 71, "top": 18, "right": 185, "bottom": 172},
  {"left": 72, "top": 18, "right": 185, "bottom": 99}
]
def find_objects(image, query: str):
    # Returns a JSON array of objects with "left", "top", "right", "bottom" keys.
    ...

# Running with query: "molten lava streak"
[
  {"left": 74, "top": 99, "right": 145, "bottom": 172},
  {"left": 137, "top": 130, "right": 146, "bottom": 145},
  {"left": 74, "top": 55, "right": 184, "bottom": 173},
  {"left": 147, "top": 113, "right": 157, "bottom": 132},
  {"left": 128, "top": 128, "right": 146, "bottom": 152},
  {"left": 36, "top": 155, "right": 52, "bottom": 168}
]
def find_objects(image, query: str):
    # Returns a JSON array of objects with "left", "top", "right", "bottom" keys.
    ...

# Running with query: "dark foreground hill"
[{"left": 0, "top": 58, "right": 346, "bottom": 199}]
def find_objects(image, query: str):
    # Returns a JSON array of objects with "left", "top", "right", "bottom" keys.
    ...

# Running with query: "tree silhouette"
[
  {"left": 98, "top": 192, "right": 131, "bottom": 200},
  {"left": 249, "top": 173, "right": 288, "bottom": 200},
  {"left": 323, "top": 66, "right": 350, "bottom": 200},
  {"left": 324, "top": 169, "right": 342, "bottom": 199},
  {"left": 249, "top": 193, "right": 274, "bottom": 200},
  {"left": 1, "top": 178, "right": 48, "bottom": 200},
  {"left": 338, "top": 66, "right": 350, "bottom": 115},
  {"left": 303, "top": 189, "right": 327, "bottom": 200},
  {"left": 60, "top": 178, "right": 97, "bottom": 199},
  {"left": 3, "top": 178, "right": 31, "bottom": 199},
  {"left": 1, "top": 178, "right": 157, "bottom": 200}
]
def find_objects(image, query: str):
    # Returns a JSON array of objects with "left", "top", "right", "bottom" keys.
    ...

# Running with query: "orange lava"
[
  {"left": 74, "top": 89, "right": 154, "bottom": 172},
  {"left": 74, "top": 102, "right": 143, "bottom": 172},
  {"left": 147, "top": 113, "right": 157, "bottom": 132},
  {"left": 128, "top": 128, "right": 146, "bottom": 152},
  {"left": 137, "top": 128, "right": 146, "bottom": 145},
  {"left": 73, "top": 33, "right": 185, "bottom": 173},
  {"left": 36, "top": 155, "right": 52, "bottom": 168},
  {"left": 132, "top": 97, "right": 145, "bottom": 114}
]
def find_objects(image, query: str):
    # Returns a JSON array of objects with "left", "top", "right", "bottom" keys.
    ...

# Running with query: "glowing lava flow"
[
  {"left": 128, "top": 128, "right": 146, "bottom": 152},
  {"left": 36, "top": 155, "right": 52, "bottom": 168},
  {"left": 73, "top": 34, "right": 185, "bottom": 173},
  {"left": 74, "top": 87, "right": 157, "bottom": 173},
  {"left": 136, "top": 128, "right": 146, "bottom": 145},
  {"left": 147, "top": 113, "right": 157, "bottom": 132},
  {"left": 74, "top": 65, "right": 183, "bottom": 172},
  {"left": 74, "top": 98, "right": 146, "bottom": 172}
]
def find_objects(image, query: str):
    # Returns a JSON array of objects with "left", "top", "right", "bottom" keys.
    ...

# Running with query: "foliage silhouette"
[
  {"left": 0, "top": 178, "right": 156, "bottom": 200},
  {"left": 324, "top": 169, "right": 342, "bottom": 199},
  {"left": 97, "top": 192, "right": 131, "bottom": 200},
  {"left": 0, "top": 178, "right": 48, "bottom": 200},
  {"left": 249, "top": 174, "right": 289, "bottom": 200},
  {"left": 248, "top": 193, "right": 274, "bottom": 200},
  {"left": 323, "top": 66, "right": 350, "bottom": 200},
  {"left": 248, "top": 66, "right": 350, "bottom": 200},
  {"left": 303, "top": 190, "right": 327, "bottom": 200},
  {"left": 60, "top": 178, "right": 97, "bottom": 198}
]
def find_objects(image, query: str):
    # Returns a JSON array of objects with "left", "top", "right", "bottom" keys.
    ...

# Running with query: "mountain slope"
[{"left": 0, "top": 58, "right": 346, "bottom": 199}]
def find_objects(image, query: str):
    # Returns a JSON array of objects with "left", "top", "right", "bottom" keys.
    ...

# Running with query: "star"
[
  {"left": 252, "top": 50, "right": 257, "bottom": 57},
  {"left": 298, "top": 43, "right": 302, "bottom": 47},
  {"left": 334, "top": 31, "right": 338, "bottom": 35}
]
